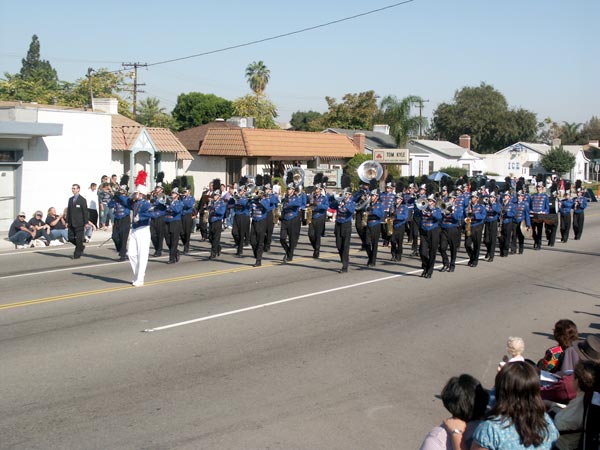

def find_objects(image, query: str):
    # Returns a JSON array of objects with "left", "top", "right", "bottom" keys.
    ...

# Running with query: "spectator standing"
[
  {"left": 67, "top": 183, "right": 89, "bottom": 259},
  {"left": 86, "top": 182, "right": 99, "bottom": 228},
  {"left": 97, "top": 182, "right": 112, "bottom": 230}
]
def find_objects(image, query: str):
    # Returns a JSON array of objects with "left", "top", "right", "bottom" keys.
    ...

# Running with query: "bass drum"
[{"left": 520, "top": 220, "right": 533, "bottom": 239}]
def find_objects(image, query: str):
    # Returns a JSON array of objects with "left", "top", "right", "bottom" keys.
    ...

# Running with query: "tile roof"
[
  {"left": 325, "top": 128, "right": 398, "bottom": 149},
  {"left": 199, "top": 128, "right": 359, "bottom": 159},
  {"left": 176, "top": 121, "right": 240, "bottom": 151},
  {"left": 111, "top": 115, "right": 193, "bottom": 160}
]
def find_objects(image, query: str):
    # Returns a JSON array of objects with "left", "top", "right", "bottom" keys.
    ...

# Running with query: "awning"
[
  {"left": 0, "top": 121, "right": 63, "bottom": 139},
  {"left": 269, "top": 156, "right": 316, "bottom": 161}
]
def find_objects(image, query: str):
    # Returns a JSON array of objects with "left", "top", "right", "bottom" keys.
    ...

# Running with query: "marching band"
[{"left": 99, "top": 164, "right": 590, "bottom": 280}]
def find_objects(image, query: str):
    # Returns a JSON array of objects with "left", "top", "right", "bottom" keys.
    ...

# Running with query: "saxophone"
[
  {"left": 306, "top": 193, "right": 314, "bottom": 225},
  {"left": 465, "top": 203, "right": 473, "bottom": 237},
  {"left": 386, "top": 206, "right": 395, "bottom": 236}
]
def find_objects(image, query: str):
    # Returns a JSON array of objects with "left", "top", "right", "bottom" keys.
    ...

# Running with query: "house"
[
  {"left": 408, "top": 135, "right": 485, "bottom": 176},
  {"left": 0, "top": 101, "right": 109, "bottom": 232},
  {"left": 494, "top": 141, "right": 590, "bottom": 181},
  {"left": 323, "top": 125, "right": 429, "bottom": 177},
  {"left": 0, "top": 99, "right": 191, "bottom": 232},
  {"left": 194, "top": 128, "right": 361, "bottom": 189}
]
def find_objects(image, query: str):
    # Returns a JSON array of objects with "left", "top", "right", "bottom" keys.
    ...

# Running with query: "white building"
[{"left": 407, "top": 135, "right": 485, "bottom": 176}]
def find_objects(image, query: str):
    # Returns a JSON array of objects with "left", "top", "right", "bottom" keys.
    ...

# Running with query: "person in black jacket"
[{"left": 67, "top": 183, "right": 89, "bottom": 259}]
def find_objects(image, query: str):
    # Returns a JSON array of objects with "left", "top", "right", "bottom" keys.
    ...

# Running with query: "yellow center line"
[{"left": 0, "top": 252, "right": 342, "bottom": 311}]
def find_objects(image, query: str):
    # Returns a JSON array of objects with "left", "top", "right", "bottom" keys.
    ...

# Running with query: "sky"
[{"left": 1, "top": 0, "right": 598, "bottom": 129}]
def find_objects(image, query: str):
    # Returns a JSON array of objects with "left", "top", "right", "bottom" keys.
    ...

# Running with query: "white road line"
[{"left": 142, "top": 261, "right": 471, "bottom": 333}]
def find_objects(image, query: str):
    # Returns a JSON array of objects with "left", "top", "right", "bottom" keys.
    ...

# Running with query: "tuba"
[
  {"left": 285, "top": 167, "right": 305, "bottom": 186},
  {"left": 357, "top": 160, "right": 384, "bottom": 184}
]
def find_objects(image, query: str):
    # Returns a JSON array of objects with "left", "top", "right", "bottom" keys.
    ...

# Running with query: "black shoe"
[
  {"left": 175, "top": 252, "right": 180, "bottom": 262},
  {"left": 208, "top": 254, "right": 216, "bottom": 260},
  {"left": 264, "top": 247, "right": 271, "bottom": 252},
  {"left": 118, "top": 256, "right": 128, "bottom": 262},
  {"left": 253, "top": 261, "right": 262, "bottom": 267},
  {"left": 235, "top": 253, "right": 243, "bottom": 258},
  {"left": 440, "top": 265, "right": 448, "bottom": 272},
  {"left": 73, "top": 254, "right": 81, "bottom": 260},
  {"left": 217, "top": 246, "right": 222, "bottom": 256},
  {"left": 339, "top": 267, "right": 348, "bottom": 273},
  {"left": 411, "top": 250, "right": 419, "bottom": 257},
  {"left": 467, "top": 261, "right": 473, "bottom": 267},
  {"left": 449, "top": 266, "right": 455, "bottom": 272},
  {"left": 313, "top": 251, "right": 319, "bottom": 259},
  {"left": 471, "top": 262, "right": 478, "bottom": 267},
  {"left": 282, "top": 256, "right": 288, "bottom": 263},
  {"left": 487, "top": 257, "right": 494, "bottom": 262},
  {"left": 167, "top": 260, "right": 176, "bottom": 264},
  {"left": 421, "top": 271, "right": 427, "bottom": 277},
  {"left": 425, "top": 273, "right": 432, "bottom": 279}
]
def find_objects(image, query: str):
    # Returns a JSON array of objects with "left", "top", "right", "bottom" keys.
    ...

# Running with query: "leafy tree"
[
  {"left": 344, "top": 153, "right": 372, "bottom": 189},
  {"left": 431, "top": 82, "right": 537, "bottom": 153},
  {"left": 137, "top": 97, "right": 176, "bottom": 129},
  {"left": 537, "top": 117, "right": 562, "bottom": 144},
  {"left": 290, "top": 110, "right": 323, "bottom": 131},
  {"left": 19, "top": 35, "right": 58, "bottom": 90},
  {"left": 233, "top": 94, "right": 278, "bottom": 129},
  {"left": 580, "top": 116, "right": 600, "bottom": 142},
  {"left": 540, "top": 145, "right": 576, "bottom": 175},
  {"left": 559, "top": 121, "right": 582, "bottom": 144},
  {"left": 61, "top": 68, "right": 131, "bottom": 115},
  {"left": 172, "top": 92, "right": 233, "bottom": 130},
  {"left": 245, "top": 61, "right": 271, "bottom": 96},
  {"left": 319, "top": 90, "right": 378, "bottom": 130},
  {"left": 375, "top": 95, "right": 426, "bottom": 146}
]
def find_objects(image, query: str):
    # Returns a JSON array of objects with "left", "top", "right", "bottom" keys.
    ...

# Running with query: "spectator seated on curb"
[
  {"left": 8, "top": 212, "right": 35, "bottom": 248},
  {"left": 45, "top": 206, "right": 68, "bottom": 243},
  {"left": 538, "top": 319, "right": 579, "bottom": 374},
  {"left": 28, "top": 210, "right": 54, "bottom": 245},
  {"left": 419, "top": 374, "right": 489, "bottom": 450},
  {"left": 84, "top": 219, "right": 97, "bottom": 243},
  {"left": 498, "top": 336, "right": 526, "bottom": 371}
]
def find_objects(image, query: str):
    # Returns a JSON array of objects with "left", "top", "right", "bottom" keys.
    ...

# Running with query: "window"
[
  {"left": 226, "top": 159, "right": 242, "bottom": 185},
  {"left": 247, "top": 158, "right": 257, "bottom": 177},
  {"left": 428, "top": 161, "right": 434, "bottom": 173},
  {"left": 418, "top": 160, "right": 424, "bottom": 176}
]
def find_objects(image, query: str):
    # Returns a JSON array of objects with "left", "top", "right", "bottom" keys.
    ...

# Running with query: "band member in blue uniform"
[
  {"left": 380, "top": 182, "right": 396, "bottom": 247},
  {"left": 439, "top": 193, "right": 462, "bottom": 272},
  {"left": 530, "top": 182, "right": 550, "bottom": 250},
  {"left": 545, "top": 190, "right": 559, "bottom": 247},
  {"left": 353, "top": 183, "right": 371, "bottom": 252},
  {"left": 263, "top": 183, "right": 279, "bottom": 252},
  {"left": 180, "top": 187, "right": 196, "bottom": 254},
  {"left": 150, "top": 184, "right": 167, "bottom": 257},
  {"left": 164, "top": 188, "right": 183, "bottom": 264},
  {"left": 390, "top": 193, "right": 409, "bottom": 262},
  {"left": 208, "top": 189, "right": 227, "bottom": 259},
  {"left": 232, "top": 185, "right": 251, "bottom": 257},
  {"left": 464, "top": 192, "right": 486, "bottom": 267},
  {"left": 498, "top": 192, "right": 516, "bottom": 257},
  {"left": 416, "top": 195, "right": 442, "bottom": 278},
  {"left": 109, "top": 185, "right": 131, "bottom": 262},
  {"left": 572, "top": 188, "right": 588, "bottom": 240},
  {"left": 307, "top": 184, "right": 329, "bottom": 258},
  {"left": 403, "top": 184, "right": 417, "bottom": 249},
  {"left": 559, "top": 192, "right": 574, "bottom": 243},
  {"left": 280, "top": 183, "right": 303, "bottom": 263},
  {"left": 249, "top": 189, "right": 271, "bottom": 267},
  {"left": 511, "top": 191, "right": 531, "bottom": 255},
  {"left": 365, "top": 190, "right": 385, "bottom": 268},
  {"left": 483, "top": 193, "right": 501, "bottom": 262},
  {"left": 329, "top": 189, "right": 355, "bottom": 273}
]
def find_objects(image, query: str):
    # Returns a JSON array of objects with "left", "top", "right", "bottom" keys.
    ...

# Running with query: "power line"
[
  {"left": 105, "top": 0, "right": 415, "bottom": 75},
  {"left": 145, "top": 0, "right": 415, "bottom": 68}
]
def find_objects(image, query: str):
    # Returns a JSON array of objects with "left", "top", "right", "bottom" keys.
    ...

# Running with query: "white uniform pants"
[{"left": 128, "top": 225, "right": 150, "bottom": 284}]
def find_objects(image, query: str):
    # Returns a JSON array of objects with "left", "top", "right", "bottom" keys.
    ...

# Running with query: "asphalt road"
[{"left": 1, "top": 207, "right": 599, "bottom": 450}]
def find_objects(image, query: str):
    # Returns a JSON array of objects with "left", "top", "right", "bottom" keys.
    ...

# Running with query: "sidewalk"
[{"left": 1, "top": 228, "right": 112, "bottom": 253}]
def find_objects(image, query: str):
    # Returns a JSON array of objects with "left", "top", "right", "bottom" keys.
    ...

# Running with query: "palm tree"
[
  {"left": 560, "top": 121, "right": 582, "bottom": 144},
  {"left": 376, "top": 95, "right": 426, "bottom": 147},
  {"left": 245, "top": 61, "right": 270, "bottom": 96}
]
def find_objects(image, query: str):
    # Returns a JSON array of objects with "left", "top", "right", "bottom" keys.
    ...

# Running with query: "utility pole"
[
  {"left": 412, "top": 98, "right": 430, "bottom": 138},
  {"left": 122, "top": 62, "right": 147, "bottom": 120},
  {"left": 86, "top": 68, "right": 95, "bottom": 109}
]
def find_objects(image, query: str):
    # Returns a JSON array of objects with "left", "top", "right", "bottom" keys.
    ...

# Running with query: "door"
[
  {"left": 0, "top": 166, "right": 15, "bottom": 232},
  {"left": 226, "top": 159, "right": 242, "bottom": 186}
]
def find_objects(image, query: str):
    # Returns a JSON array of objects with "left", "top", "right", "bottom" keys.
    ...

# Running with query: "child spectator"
[
  {"left": 498, "top": 336, "right": 525, "bottom": 371},
  {"left": 538, "top": 319, "right": 579, "bottom": 373}
]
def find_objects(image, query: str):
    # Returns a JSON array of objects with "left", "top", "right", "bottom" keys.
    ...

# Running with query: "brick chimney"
[
  {"left": 353, "top": 132, "right": 366, "bottom": 153},
  {"left": 459, "top": 134, "right": 471, "bottom": 150}
]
